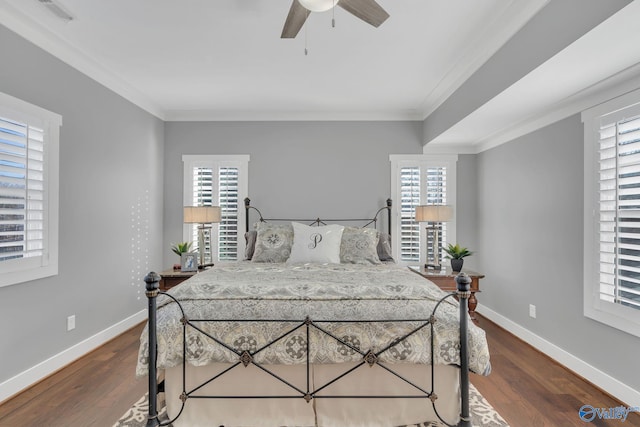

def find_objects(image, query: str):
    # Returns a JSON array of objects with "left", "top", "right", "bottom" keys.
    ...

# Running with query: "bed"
[{"left": 138, "top": 199, "right": 491, "bottom": 427}]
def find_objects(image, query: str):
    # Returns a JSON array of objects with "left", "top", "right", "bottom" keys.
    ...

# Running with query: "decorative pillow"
[
  {"left": 244, "top": 230, "right": 257, "bottom": 260},
  {"left": 252, "top": 223, "right": 294, "bottom": 263},
  {"left": 377, "top": 233, "right": 394, "bottom": 262},
  {"left": 287, "top": 222, "right": 344, "bottom": 264},
  {"left": 340, "top": 227, "right": 381, "bottom": 264}
]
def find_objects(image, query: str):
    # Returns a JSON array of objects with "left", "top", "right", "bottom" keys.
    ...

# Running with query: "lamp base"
[{"left": 425, "top": 263, "right": 444, "bottom": 270}]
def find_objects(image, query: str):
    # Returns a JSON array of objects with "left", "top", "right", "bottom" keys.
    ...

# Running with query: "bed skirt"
[{"left": 165, "top": 362, "right": 461, "bottom": 427}]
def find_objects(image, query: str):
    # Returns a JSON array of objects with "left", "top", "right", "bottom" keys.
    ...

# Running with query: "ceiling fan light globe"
[{"left": 297, "top": 0, "right": 338, "bottom": 12}]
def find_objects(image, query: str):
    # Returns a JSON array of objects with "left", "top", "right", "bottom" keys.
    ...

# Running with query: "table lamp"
[
  {"left": 415, "top": 205, "right": 453, "bottom": 269},
  {"left": 184, "top": 206, "right": 221, "bottom": 269}
]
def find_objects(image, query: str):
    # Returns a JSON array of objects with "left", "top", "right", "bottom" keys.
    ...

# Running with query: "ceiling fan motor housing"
[{"left": 298, "top": 0, "right": 338, "bottom": 12}]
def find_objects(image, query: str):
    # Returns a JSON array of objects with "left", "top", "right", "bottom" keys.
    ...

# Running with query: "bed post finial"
[
  {"left": 245, "top": 197, "right": 251, "bottom": 233},
  {"left": 144, "top": 272, "right": 161, "bottom": 427},
  {"left": 456, "top": 272, "right": 472, "bottom": 427}
]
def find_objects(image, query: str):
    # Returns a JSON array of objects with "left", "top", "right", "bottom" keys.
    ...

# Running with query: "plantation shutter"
[
  {"left": 0, "top": 117, "right": 45, "bottom": 262},
  {"left": 183, "top": 155, "right": 248, "bottom": 264},
  {"left": 391, "top": 154, "right": 457, "bottom": 266},
  {"left": 599, "top": 113, "right": 640, "bottom": 310},
  {"left": 218, "top": 167, "right": 239, "bottom": 260},
  {"left": 191, "top": 166, "right": 214, "bottom": 263},
  {"left": 399, "top": 166, "right": 420, "bottom": 262},
  {"left": 425, "top": 166, "right": 448, "bottom": 265}
]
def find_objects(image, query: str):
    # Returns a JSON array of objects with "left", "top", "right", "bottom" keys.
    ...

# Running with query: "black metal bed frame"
[
  {"left": 244, "top": 197, "right": 393, "bottom": 235},
  {"left": 143, "top": 199, "right": 472, "bottom": 427}
]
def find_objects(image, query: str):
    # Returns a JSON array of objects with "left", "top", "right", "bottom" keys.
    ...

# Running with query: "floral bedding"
[{"left": 136, "top": 262, "right": 491, "bottom": 376}]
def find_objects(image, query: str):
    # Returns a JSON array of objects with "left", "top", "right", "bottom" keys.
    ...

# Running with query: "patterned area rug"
[{"left": 114, "top": 384, "right": 509, "bottom": 427}]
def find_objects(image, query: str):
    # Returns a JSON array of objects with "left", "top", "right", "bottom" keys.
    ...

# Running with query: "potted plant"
[
  {"left": 170, "top": 242, "right": 193, "bottom": 270},
  {"left": 443, "top": 243, "right": 473, "bottom": 272}
]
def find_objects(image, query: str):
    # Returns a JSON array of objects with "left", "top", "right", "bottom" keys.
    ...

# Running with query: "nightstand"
[
  {"left": 409, "top": 265, "right": 484, "bottom": 324},
  {"left": 159, "top": 269, "right": 197, "bottom": 291}
]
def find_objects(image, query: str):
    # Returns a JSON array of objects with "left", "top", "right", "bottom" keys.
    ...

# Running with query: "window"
[
  {"left": 583, "top": 89, "right": 640, "bottom": 338},
  {"left": 182, "top": 155, "right": 249, "bottom": 262},
  {"left": 390, "top": 155, "right": 457, "bottom": 265},
  {"left": 0, "top": 91, "right": 60, "bottom": 288}
]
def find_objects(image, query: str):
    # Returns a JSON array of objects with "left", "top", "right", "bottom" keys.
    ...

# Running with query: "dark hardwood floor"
[
  {"left": 0, "top": 324, "right": 146, "bottom": 427},
  {"left": 0, "top": 315, "right": 638, "bottom": 427},
  {"left": 472, "top": 317, "right": 640, "bottom": 427}
]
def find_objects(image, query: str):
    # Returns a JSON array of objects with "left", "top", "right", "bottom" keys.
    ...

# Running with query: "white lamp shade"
[
  {"left": 415, "top": 205, "right": 453, "bottom": 222},
  {"left": 298, "top": 0, "right": 338, "bottom": 12},
  {"left": 184, "top": 206, "right": 221, "bottom": 224}
]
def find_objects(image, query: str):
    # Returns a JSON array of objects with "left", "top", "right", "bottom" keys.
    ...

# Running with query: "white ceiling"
[
  {"left": 0, "top": 0, "right": 546, "bottom": 122},
  {"left": 1, "top": 0, "right": 639, "bottom": 150}
]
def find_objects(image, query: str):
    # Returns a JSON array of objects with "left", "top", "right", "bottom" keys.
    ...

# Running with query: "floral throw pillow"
[
  {"left": 251, "top": 223, "right": 294, "bottom": 263},
  {"left": 340, "top": 227, "right": 381, "bottom": 264}
]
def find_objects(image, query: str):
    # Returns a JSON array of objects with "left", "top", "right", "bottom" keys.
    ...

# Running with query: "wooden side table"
[
  {"left": 159, "top": 269, "right": 197, "bottom": 291},
  {"left": 408, "top": 265, "right": 484, "bottom": 324}
]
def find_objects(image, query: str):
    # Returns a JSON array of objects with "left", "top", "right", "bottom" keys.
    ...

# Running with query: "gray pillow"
[
  {"left": 244, "top": 230, "right": 257, "bottom": 260},
  {"left": 340, "top": 227, "right": 381, "bottom": 264},
  {"left": 251, "top": 223, "right": 294, "bottom": 263},
  {"left": 377, "top": 233, "right": 394, "bottom": 262}
]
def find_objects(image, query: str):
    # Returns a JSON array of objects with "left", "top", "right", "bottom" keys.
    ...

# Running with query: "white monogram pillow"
[{"left": 287, "top": 222, "right": 345, "bottom": 264}]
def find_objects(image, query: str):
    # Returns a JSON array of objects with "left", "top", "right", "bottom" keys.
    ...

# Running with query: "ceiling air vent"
[{"left": 36, "top": 0, "right": 74, "bottom": 22}]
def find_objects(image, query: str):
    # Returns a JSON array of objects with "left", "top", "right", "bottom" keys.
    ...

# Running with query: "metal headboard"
[{"left": 244, "top": 197, "right": 392, "bottom": 236}]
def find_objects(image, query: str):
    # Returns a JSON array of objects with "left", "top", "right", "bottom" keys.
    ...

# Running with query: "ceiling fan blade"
[
  {"left": 338, "top": 0, "right": 389, "bottom": 28},
  {"left": 281, "top": 0, "right": 310, "bottom": 38}
]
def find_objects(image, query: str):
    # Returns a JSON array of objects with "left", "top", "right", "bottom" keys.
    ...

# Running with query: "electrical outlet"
[
  {"left": 529, "top": 304, "right": 537, "bottom": 319},
  {"left": 67, "top": 315, "right": 76, "bottom": 331}
]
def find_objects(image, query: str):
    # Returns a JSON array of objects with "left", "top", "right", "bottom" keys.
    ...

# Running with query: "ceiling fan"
[{"left": 281, "top": 0, "right": 389, "bottom": 39}]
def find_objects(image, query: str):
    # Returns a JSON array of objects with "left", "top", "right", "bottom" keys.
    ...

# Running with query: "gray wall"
[
  {"left": 456, "top": 154, "right": 479, "bottom": 271},
  {"left": 477, "top": 115, "right": 640, "bottom": 392},
  {"left": 0, "top": 25, "right": 164, "bottom": 383},
  {"left": 163, "top": 121, "right": 425, "bottom": 266}
]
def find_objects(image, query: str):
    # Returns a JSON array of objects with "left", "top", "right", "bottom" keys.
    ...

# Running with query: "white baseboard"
[
  {"left": 0, "top": 309, "right": 146, "bottom": 404},
  {"left": 477, "top": 305, "right": 640, "bottom": 407}
]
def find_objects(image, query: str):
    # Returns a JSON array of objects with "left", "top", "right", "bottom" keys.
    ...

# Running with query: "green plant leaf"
[
  {"left": 443, "top": 243, "right": 473, "bottom": 259},
  {"left": 170, "top": 241, "right": 193, "bottom": 256}
]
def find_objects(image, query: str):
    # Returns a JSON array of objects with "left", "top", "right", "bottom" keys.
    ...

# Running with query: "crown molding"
[
  {"left": 163, "top": 108, "right": 424, "bottom": 122},
  {"left": 0, "top": 1, "right": 165, "bottom": 120},
  {"left": 474, "top": 62, "right": 640, "bottom": 154},
  {"left": 418, "top": 0, "right": 549, "bottom": 120},
  {"left": 0, "top": 0, "right": 549, "bottom": 124},
  {"left": 422, "top": 143, "right": 478, "bottom": 155}
]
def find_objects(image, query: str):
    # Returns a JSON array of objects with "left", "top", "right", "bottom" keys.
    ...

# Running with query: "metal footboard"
[{"left": 144, "top": 271, "right": 472, "bottom": 427}]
